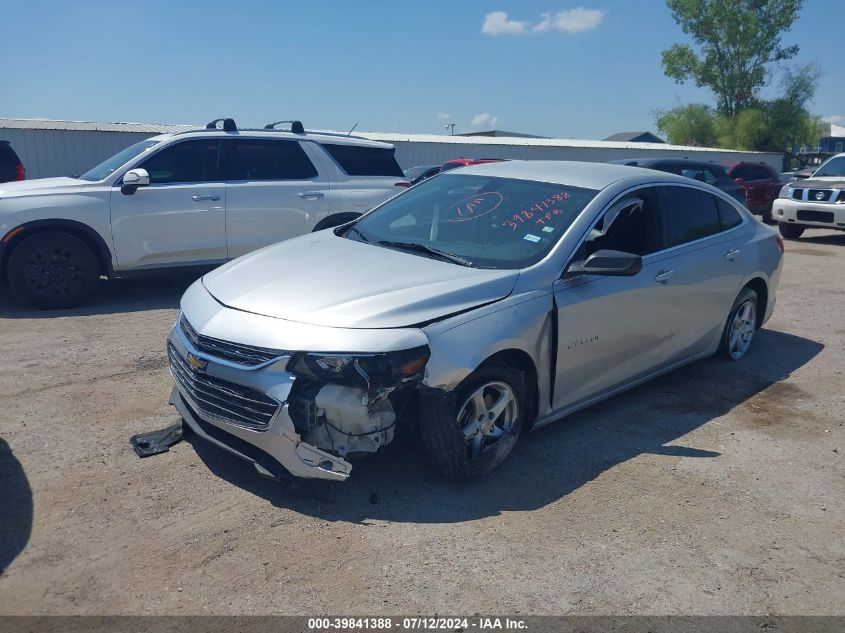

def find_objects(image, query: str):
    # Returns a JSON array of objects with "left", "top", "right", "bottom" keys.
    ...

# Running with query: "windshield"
[
  {"left": 813, "top": 156, "right": 845, "bottom": 178},
  {"left": 78, "top": 139, "right": 161, "bottom": 181},
  {"left": 348, "top": 174, "right": 598, "bottom": 269}
]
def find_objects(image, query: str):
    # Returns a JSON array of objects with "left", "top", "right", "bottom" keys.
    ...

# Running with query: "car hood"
[
  {"left": 0, "top": 177, "right": 89, "bottom": 198},
  {"left": 794, "top": 177, "right": 845, "bottom": 189},
  {"left": 202, "top": 231, "right": 519, "bottom": 329}
]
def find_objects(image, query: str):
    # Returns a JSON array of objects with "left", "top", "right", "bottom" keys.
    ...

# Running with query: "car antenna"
[{"left": 347, "top": 123, "right": 358, "bottom": 136}]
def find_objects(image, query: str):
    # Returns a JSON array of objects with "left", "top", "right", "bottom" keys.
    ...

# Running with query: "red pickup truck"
[{"left": 722, "top": 161, "right": 782, "bottom": 222}]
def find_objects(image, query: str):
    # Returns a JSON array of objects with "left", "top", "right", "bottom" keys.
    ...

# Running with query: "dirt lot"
[{"left": 0, "top": 230, "right": 843, "bottom": 616}]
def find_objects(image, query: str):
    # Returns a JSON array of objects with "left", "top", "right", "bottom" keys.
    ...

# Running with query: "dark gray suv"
[{"left": 0, "top": 140, "right": 24, "bottom": 183}]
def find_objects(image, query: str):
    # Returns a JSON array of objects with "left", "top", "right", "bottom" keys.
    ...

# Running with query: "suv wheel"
[
  {"left": 778, "top": 222, "right": 804, "bottom": 239},
  {"left": 420, "top": 363, "right": 525, "bottom": 479},
  {"left": 7, "top": 231, "right": 100, "bottom": 309}
]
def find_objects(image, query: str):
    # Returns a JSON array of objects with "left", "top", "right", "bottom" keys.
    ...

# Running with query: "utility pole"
[{"left": 445, "top": 123, "right": 455, "bottom": 135}]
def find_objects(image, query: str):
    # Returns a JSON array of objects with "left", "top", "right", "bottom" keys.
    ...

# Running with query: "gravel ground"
[{"left": 0, "top": 229, "right": 843, "bottom": 616}]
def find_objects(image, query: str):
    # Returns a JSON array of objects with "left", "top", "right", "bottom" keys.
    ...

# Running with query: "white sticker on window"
[
  {"left": 542, "top": 226, "right": 555, "bottom": 233},
  {"left": 523, "top": 234, "right": 541, "bottom": 243}
]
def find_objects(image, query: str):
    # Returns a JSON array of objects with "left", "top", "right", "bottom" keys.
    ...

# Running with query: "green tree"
[
  {"left": 655, "top": 103, "right": 719, "bottom": 146},
  {"left": 661, "top": 0, "right": 803, "bottom": 117}
]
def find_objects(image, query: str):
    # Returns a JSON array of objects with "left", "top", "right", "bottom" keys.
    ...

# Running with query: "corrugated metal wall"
[
  {"left": 0, "top": 129, "right": 157, "bottom": 179},
  {"left": 0, "top": 127, "right": 785, "bottom": 180}
]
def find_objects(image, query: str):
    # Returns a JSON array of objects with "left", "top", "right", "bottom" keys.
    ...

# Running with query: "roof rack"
[
  {"left": 206, "top": 118, "right": 237, "bottom": 132},
  {"left": 265, "top": 120, "right": 304, "bottom": 133}
]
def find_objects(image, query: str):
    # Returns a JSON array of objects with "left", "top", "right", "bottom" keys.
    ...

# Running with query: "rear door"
[
  {"left": 223, "top": 138, "right": 331, "bottom": 259},
  {"left": 319, "top": 143, "right": 406, "bottom": 212},
  {"left": 110, "top": 139, "right": 226, "bottom": 270},
  {"left": 647, "top": 185, "right": 748, "bottom": 362}
]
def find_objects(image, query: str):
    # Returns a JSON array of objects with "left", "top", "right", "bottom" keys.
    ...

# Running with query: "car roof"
[
  {"left": 610, "top": 157, "right": 721, "bottom": 168},
  {"left": 145, "top": 129, "right": 394, "bottom": 149},
  {"left": 457, "top": 159, "right": 689, "bottom": 190}
]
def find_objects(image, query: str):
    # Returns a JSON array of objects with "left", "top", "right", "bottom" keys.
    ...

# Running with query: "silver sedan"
[{"left": 167, "top": 161, "right": 783, "bottom": 481}]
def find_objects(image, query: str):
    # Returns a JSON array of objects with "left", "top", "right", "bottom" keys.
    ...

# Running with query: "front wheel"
[
  {"left": 419, "top": 363, "right": 525, "bottom": 480},
  {"left": 778, "top": 222, "right": 804, "bottom": 239},
  {"left": 7, "top": 231, "right": 100, "bottom": 309},
  {"left": 718, "top": 287, "right": 758, "bottom": 361}
]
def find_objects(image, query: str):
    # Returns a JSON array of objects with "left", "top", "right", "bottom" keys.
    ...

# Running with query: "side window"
[
  {"left": 226, "top": 140, "right": 317, "bottom": 181},
  {"left": 732, "top": 166, "right": 754, "bottom": 181},
  {"left": 322, "top": 144, "right": 404, "bottom": 177},
  {"left": 580, "top": 187, "right": 662, "bottom": 259},
  {"left": 681, "top": 168, "right": 716, "bottom": 184},
  {"left": 658, "top": 186, "right": 722, "bottom": 248},
  {"left": 717, "top": 197, "right": 743, "bottom": 230},
  {"left": 752, "top": 165, "right": 774, "bottom": 181},
  {"left": 138, "top": 140, "right": 221, "bottom": 184}
]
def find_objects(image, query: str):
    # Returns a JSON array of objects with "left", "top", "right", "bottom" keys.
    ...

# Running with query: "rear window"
[{"left": 322, "top": 144, "right": 404, "bottom": 177}]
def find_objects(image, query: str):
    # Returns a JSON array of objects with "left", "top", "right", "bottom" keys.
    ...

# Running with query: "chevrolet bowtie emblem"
[{"left": 186, "top": 352, "right": 208, "bottom": 372}]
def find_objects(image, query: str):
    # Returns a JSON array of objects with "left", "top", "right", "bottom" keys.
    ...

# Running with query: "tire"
[
  {"left": 312, "top": 212, "right": 362, "bottom": 232},
  {"left": 419, "top": 362, "right": 526, "bottom": 480},
  {"left": 7, "top": 231, "right": 100, "bottom": 309},
  {"left": 778, "top": 222, "right": 804, "bottom": 239},
  {"left": 718, "top": 287, "right": 758, "bottom": 361},
  {"left": 761, "top": 205, "right": 774, "bottom": 224}
]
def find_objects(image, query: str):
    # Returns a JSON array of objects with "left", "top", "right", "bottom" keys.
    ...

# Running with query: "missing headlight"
[{"left": 287, "top": 346, "right": 430, "bottom": 390}]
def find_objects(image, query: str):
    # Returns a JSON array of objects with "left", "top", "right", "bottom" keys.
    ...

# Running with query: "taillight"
[
  {"left": 775, "top": 235, "right": 784, "bottom": 253},
  {"left": 394, "top": 181, "right": 410, "bottom": 188},
  {"left": 15, "top": 162, "right": 25, "bottom": 181}
]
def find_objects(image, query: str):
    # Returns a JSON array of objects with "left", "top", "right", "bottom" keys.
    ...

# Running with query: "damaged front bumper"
[{"left": 168, "top": 324, "right": 353, "bottom": 482}]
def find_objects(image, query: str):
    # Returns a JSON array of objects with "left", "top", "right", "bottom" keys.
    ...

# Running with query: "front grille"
[
  {"left": 797, "top": 210, "right": 834, "bottom": 224},
  {"left": 808, "top": 189, "right": 833, "bottom": 202},
  {"left": 792, "top": 189, "right": 804, "bottom": 200},
  {"left": 168, "top": 344, "right": 278, "bottom": 430},
  {"left": 180, "top": 315, "right": 284, "bottom": 366}
]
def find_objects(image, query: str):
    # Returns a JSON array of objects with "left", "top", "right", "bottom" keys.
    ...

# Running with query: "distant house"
[
  {"left": 603, "top": 131, "right": 666, "bottom": 144},
  {"left": 458, "top": 130, "right": 547, "bottom": 139}
]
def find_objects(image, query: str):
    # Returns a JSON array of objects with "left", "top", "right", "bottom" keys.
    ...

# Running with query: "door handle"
[
  {"left": 192, "top": 195, "right": 221, "bottom": 202},
  {"left": 654, "top": 270, "right": 674, "bottom": 283},
  {"left": 724, "top": 248, "right": 742, "bottom": 260},
  {"left": 298, "top": 191, "right": 325, "bottom": 200}
]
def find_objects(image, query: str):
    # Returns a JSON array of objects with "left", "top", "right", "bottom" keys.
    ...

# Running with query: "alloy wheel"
[
  {"left": 728, "top": 300, "right": 756, "bottom": 360},
  {"left": 457, "top": 381, "right": 519, "bottom": 461}
]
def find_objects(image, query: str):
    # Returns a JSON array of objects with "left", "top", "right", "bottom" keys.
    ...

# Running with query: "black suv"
[
  {"left": 610, "top": 158, "right": 746, "bottom": 207},
  {"left": 0, "top": 140, "right": 25, "bottom": 183}
]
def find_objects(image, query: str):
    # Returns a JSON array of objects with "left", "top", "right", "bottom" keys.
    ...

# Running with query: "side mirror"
[
  {"left": 568, "top": 249, "right": 643, "bottom": 277},
  {"left": 734, "top": 177, "right": 746, "bottom": 186},
  {"left": 121, "top": 168, "right": 150, "bottom": 195}
]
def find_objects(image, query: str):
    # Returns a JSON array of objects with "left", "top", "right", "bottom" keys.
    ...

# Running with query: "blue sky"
[{"left": 2, "top": 1, "right": 843, "bottom": 138}]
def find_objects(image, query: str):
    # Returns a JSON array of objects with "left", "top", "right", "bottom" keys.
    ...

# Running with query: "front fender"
[{"left": 422, "top": 290, "right": 555, "bottom": 417}]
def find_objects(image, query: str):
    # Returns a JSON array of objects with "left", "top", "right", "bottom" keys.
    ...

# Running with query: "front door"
[
  {"left": 552, "top": 189, "right": 676, "bottom": 411},
  {"left": 223, "top": 139, "right": 331, "bottom": 259},
  {"left": 110, "top": 139, "right": 226, "bottom": 270}
]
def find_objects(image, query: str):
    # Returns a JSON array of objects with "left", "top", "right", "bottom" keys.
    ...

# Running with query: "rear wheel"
[
  {"left": 778, "top": 222, "right": 804, "bottom": 239},
  {"left": 760, "top": 205, "right": 774, "bottom": 224},
  {"left": 7, "top": 231, "right": 100, "bottom": 309},
  {"left": 420, "top": 363, "right": 525, "bottom": 479},
  {"left": 718, "top": 287, "right": 758, "bottom": 361}
]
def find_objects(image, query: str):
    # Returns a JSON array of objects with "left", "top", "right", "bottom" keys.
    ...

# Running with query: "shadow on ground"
[
  {"left": 0, "top": 438, "right": 33, "bottom": 574},
  {"left": 794, "top": 230, "right": 845, "bottom": 246},
  {"left": 189, "top": 328, "right": 823, "bottom": 524},
  {"left": 0, "top": 270, "right": 207, "bottom": 319}
]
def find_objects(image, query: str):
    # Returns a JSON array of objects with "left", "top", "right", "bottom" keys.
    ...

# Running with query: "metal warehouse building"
[{"left": 0, "top": 118, "right": 784, "bottom": 180}]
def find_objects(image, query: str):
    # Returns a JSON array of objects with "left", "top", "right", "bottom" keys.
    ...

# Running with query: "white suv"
[
  {"left": 774, "top": 152, "right": 845, "bottom": 239},
  {"left": 0, "top": 118, "right": 409, "bottom": 308}
]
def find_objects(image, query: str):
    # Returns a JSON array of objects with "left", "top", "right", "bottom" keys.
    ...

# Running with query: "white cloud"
[
  {"left": 471, "top": 113, "right": 499, "bottom": 128},
  {"left": 435, "top": 112, "right": 452, "bottom": 122},
  {"left": 532, "top": 7, "right": 605, "bottom": 33},
  {"left": 481, "top": 11, "right": 528, "bottom": 35},
  {"left": 823, "top": 114, "right": 845, "bottom": 125},
  {"left": 482, "top": 7, "right": 605, "bottom": 36}
]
